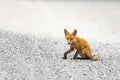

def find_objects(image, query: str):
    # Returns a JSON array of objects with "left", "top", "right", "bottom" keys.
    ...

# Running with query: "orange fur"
[{"left": 63, "top": 29, "right": 100, "bottom": 61}]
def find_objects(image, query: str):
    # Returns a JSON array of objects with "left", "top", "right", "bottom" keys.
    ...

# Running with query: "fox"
[{"left": 63, "top": 29, "right": 100, "bottom": 61}]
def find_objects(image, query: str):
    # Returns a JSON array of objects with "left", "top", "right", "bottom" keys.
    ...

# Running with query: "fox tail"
[{"left": 91, "top": 55, "right": 100, "bottom": 61}]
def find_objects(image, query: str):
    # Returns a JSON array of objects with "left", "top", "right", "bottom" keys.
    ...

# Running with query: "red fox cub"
[{"left": 63, "top": 29, "right": 100, "bottom": 61}]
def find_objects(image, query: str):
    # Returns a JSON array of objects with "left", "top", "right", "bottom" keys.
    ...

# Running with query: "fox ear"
[
  {"left": 64, "top": 29, "right": 68, "bottom": 35},
  {"left": 72, "top": 29, "right": 77, "bottom": 35}
]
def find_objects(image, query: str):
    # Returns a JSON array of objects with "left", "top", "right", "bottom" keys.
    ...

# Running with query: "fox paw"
[{"left": 62, "top": 57, "right": 67, "bottom": 59}]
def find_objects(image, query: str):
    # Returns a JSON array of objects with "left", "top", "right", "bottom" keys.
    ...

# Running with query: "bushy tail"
[{"left": 91, "top": 55, "right": 100, "bottom": 61}]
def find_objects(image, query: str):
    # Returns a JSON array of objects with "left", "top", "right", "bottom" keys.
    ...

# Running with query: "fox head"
[{"left": 64, "top": 29, "right": 77, "bottom": 44}]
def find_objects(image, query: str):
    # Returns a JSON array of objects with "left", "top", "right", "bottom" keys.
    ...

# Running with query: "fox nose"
[{"left": 68, "top": 43, "right": 70, "bottom": 44}]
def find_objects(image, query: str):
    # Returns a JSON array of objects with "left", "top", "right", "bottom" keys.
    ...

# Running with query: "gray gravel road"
[{"left": 0, "top": 31, "right": 120, "bottom": 80}]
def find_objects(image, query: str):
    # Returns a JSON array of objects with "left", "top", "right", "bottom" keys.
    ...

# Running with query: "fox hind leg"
[
  {"left": 85, "top": 52, "right": 92, "bottom": 59},
  {"left": 82, "top": 49, "right": 92, "bottom": 59}
]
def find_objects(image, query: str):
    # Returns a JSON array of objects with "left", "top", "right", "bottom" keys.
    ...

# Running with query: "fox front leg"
[
  {"left": 73, "top": 50, "right": 79, "bottom": 59},
  {"left": 63, "top": 47, "right": 74, "bottom": 59}
]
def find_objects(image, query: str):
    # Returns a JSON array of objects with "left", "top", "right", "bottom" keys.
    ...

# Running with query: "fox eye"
[{"left": 66, "top": 37, "right": 69, "bottom": 39}]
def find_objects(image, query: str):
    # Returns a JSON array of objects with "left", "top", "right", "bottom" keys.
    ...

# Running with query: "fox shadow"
[
  {"left": 74, "top": 57, "right": 90, "bottom": 60},
  {"left": 62, "top": 57, "right": 90, "bottom": 60}
]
